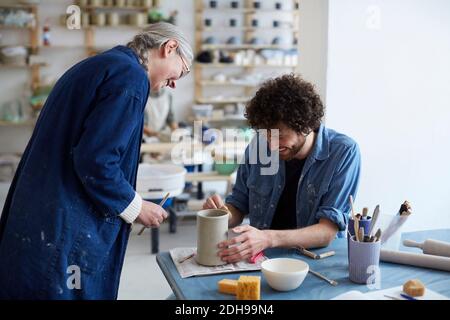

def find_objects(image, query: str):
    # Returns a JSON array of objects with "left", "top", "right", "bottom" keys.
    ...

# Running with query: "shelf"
[
  {"left": 80, "top": 6, "right": 152, "bottom": 11},
  {"left": 80, "top": 24, "right": 150, "bottom": 29},
  {"left": 0, "top": 63, "right": 48, "bottom": 69},
  {"left": 195, "top": 63, "right": 297, "bottom": 69},
  {"left": 0, "top": 4, "right": 36, "bottom": 10},
  {"left": 196, "top": 97, "right": 251, "bottom": 104},
  {"left": 185, "top": 171, "right": 236, "bottom": 182},
  {"left": 37, "top": 45, "right": 86, "bottom": 50},
  {"left": 0, "top": 120, "right": 35, "bottom": 127},
  {"left": 199, "top": 116, "right": 247, "bottom": 121},
  {"left": 200, "top": 26, "right": 298, "bottom": 32},
  {"left": 194, "top": 0, "right": 300, "bottom": 127},
  {"left": 0, "top": 25, "right": 33, "bottom": 30},
  {"left": 199, "top": 81, "right": 260, "bottom": 87},
  {"left": 196, "top": 9, "right": 298, "bottom": 14},
  {"left": 201, "top": 44, "right": 297, "bottom": 50}
]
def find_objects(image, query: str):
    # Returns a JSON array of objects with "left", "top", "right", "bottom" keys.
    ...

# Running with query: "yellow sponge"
[
  {"left": 237, "top": 275, "right": 261, "bottom": 300},
  {"left": 403, "top": 279, "right": 426, "bottom": 297},
  {"left": 218, "top": 279, "right": 238, "bottom": 295}
]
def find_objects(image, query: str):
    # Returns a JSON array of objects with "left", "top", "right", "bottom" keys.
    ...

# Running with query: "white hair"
[{"left": 127, "top": 22, "right": 193, "bottom": 71}]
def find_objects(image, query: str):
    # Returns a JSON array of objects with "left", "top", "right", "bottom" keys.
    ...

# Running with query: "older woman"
[{"left": 0, "top": 22, "right": 192, "bottom": 299}]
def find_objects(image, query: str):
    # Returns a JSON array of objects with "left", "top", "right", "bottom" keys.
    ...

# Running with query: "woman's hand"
[
  {"left": 218, "top": 225, "right": 272, "bottom": 263},
  {"left": 135, "top": 200, "right": 168, "bottom": 228}
]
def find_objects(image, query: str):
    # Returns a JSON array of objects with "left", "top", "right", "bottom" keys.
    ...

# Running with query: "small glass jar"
[
  {"left": 90, "top": 0, "right": 104, "bottom": 7},
  {"left": 115, "top": 0, "right": 126, "bottom": 7},
  {"left": 81, "top": 12, "right": 90, "bottom": 27},
  {"left": 129, "top": 12, "right": 146, "bottom": 26},
  {"left": 92, "top": 12, "right": 106, "bottom": 26},
  {"left": 107, "top": 12, "right": 120, "bottom": 26}
]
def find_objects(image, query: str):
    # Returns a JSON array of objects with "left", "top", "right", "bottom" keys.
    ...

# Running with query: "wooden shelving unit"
[
  {"left": 0, "top": 3, "right": 41, "bottom": 106},
  {"left": 195, "top": 62, "right": 297, "bottom": 68},
  {"left": 0, "top": 62, "right": 47, "bottom": 69},
  {"left": 80, "top": 5, "right": 153, "bottom": 10},
  {"left": 77, "top": 1, "right": 160, "bottom": 56},
  {"left": 193, "top": 0, "right": 301, "bottom": 127},
  {"left": 0, "top": 120, "right": 36, "bottom": 127},
  {"left": 200, "top": 44, "right": 297, "bottom": 50}
]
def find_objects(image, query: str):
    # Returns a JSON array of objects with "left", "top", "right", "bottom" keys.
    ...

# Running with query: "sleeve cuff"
[
  {"left": 225, "top": 194, "right": 248, "bottom": 216},
  {"left": 315, "top": 207, "right": 348, "bottom": 232},
  {"left": 119, "top": 192, "right": 142, "bottom": 224}
]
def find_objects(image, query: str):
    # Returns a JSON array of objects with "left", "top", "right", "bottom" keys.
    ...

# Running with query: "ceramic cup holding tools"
[
  {"left": 348, "top": 235, "right": 381, "bottom": 284},
  {"left": 196, "top": 209, "right": 229, "bottom": 266}
]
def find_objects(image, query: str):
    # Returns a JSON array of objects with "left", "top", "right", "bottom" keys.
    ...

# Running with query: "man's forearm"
[
  {"left": 265, "top": 219, "right": 338, "bottom": 249},
  {"left": 225, "top": 204, "right": 244, "bottom": 228}
]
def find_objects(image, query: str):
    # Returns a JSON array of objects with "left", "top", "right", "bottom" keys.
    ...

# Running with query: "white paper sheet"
[{"left": 170, "top": 247, "right": 267, "bottom": 278}]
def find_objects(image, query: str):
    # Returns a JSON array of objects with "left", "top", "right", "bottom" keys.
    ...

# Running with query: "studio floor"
[{"left": 119, "top": 215, "right": 196, "bottom": 300}]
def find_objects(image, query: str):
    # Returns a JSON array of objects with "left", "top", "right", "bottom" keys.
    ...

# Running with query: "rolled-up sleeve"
[
  {"left": 73, "top": 89, "right": 144, "bottom": 218},
  {"left": 315, "top": 143, "right": 361, "bottom": 231}
]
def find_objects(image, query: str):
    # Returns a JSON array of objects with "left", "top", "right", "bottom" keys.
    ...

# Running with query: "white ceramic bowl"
[
  {"left": 261, "top": 258, "right": 309, "bottom": 291},
  {"left": 136, "top": 163, "right": 186, "bottom": 193}
]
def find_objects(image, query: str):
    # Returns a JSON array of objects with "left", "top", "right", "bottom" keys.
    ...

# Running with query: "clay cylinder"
[{"left": 196, "top": 209, "right": 229, "bottom": 266}]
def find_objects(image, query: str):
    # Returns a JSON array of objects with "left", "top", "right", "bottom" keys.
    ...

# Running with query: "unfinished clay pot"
[{"left": 196, "top": 209, "right": 229, "bottom": 266}]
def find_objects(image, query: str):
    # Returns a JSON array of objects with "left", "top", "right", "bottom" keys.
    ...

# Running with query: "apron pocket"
[{"left": 68, "top": 212, "right": 122, "bottom": 275}]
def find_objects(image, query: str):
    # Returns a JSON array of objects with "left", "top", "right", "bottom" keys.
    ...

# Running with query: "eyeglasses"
[
  {"left": 179, "top": 54, "right": 190, "bottom": 79},
  {"left": 164, "top": 53, "right": 190, "bottom": 89}
]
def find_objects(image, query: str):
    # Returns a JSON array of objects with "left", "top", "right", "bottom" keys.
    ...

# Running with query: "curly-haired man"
[{"left": 203, "top": 74, "right": 361, "bottom": 263}]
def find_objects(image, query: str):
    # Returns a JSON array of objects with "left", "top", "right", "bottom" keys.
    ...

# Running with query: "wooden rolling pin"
[
  {"left": 403, "top": 239, "right": 450, "bottom": 258},
  {"left": 381, "top": 249, "right": 450, "bottom": 272}
]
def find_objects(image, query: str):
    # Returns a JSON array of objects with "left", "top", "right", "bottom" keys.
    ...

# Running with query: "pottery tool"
[
  {"left": 368, "top": 205, "right": 380, "bottom": 237},
  {"left": 403, "top": 239, "right": 450, "bottom": 258},
  {"left": 354, "top": 217, "right": 360, "bottom": 241},
  {"left": 384, "top": 294, "right": 402, "bottom": 300},
  {"left": 137, "top": 192, "right": 170, "bottom": 236},
  {"left": 400, "top": 293, "right": 418, "bottom": 300},
  {"left": 399, "top": 200, "right": 412, "bottom": 216},
  {"left": 178, "top": 253, "right": 195, "bottom": 264},
  {"left": 372, "top": 229, "right": 382, "bottom": 242},
  {"left": 349, "top": 195, "right": 359, "bottom": 239},
  {"left": 358, "top": 227, "right": 365, "bottom": 243},
  {"left": 380, "top": 200, "right": 412, "bottom": 244},
  {"left": 362, "top": 207, "right": 369, "bottom": 219},
  {"left": 309, "top": 269, "right": 338, "bottom": 286},
  {"left": 295, "top": 247, "right": 336, "bottom": 260},
  {"left": 317, "top": 251, "right": 336, "bottom": 259}
]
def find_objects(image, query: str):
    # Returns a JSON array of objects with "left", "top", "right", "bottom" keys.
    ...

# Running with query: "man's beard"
[{"left": 279, "top": 139, "right": 307, "bottom": 161}]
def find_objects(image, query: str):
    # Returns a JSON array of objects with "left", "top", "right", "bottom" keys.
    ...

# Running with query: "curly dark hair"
[{"left": 245, "top": 74, "right": 324, "bottom": 134}]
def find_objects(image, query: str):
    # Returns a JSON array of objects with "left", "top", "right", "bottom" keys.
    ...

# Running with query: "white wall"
[
  {"left": 326, "top": 0, "right": 450, "bottom": 231},
  {"left": 298, "top": 0, "right": 328, "bottom": 103}
]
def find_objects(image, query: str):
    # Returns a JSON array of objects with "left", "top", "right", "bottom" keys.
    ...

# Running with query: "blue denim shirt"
[{"left": 225, "top": 124, "right": 361, "bottom": 238}]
